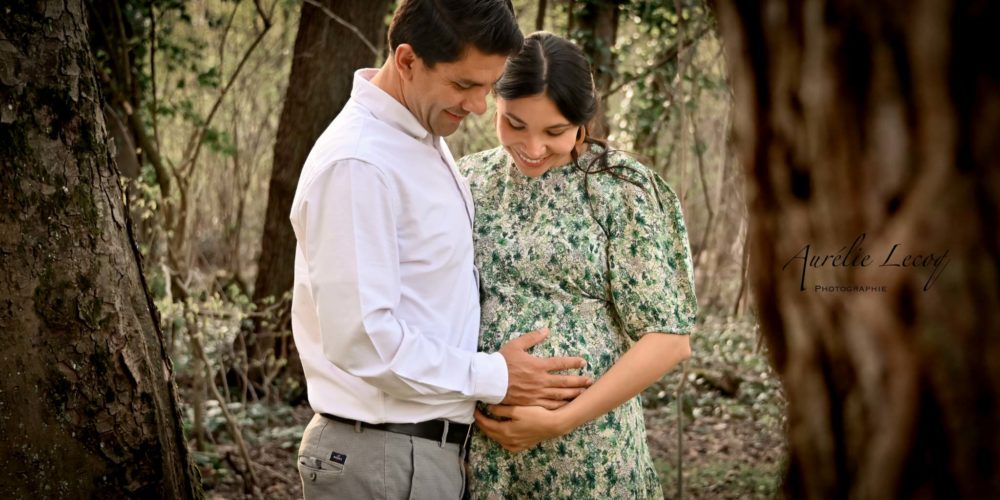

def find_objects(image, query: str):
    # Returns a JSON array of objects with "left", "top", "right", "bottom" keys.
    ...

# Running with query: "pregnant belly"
[{"left": 479, "top": 297, "right": 626, "bottom": 377}]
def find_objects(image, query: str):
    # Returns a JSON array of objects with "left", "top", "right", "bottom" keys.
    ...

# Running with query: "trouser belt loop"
[
  {"left": 355, "top": 420, "right": 362, "bottom": 433},
  {"left": 461, "top": 423, "right": 472, "bottom": 459},
  {"left": 440, "top": 420, "right": 450, "bottom": 447}
]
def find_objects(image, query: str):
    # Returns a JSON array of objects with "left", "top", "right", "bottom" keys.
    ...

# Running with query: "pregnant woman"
[{"left": 458, "top": 32, "right": 699, "bottom": 498}]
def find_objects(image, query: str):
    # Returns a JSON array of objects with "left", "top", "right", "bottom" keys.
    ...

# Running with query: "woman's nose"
[{"left": 524, "top": 137, "right": 545, "bottom": 158}]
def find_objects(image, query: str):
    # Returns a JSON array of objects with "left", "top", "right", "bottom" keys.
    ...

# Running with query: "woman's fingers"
[
  {"left": 537, "top": 399, "right": 567, "bottom": 410},
  {"left": 475, "top": 408, "right": 497, "bottom": 424},
  {"left": 546, "top": 387, "right": 586, "bottom": 401},
  {"left": 475, "top": 410, "right": 510, "bottom": 446},
  {"left": 486, "top": 405, "right": 516, "bottom": 418},
  {"left": 475, "top": 408, "right": 526, "bottom": 452}
]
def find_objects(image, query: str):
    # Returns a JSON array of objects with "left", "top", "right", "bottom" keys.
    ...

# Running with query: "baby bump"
[{"left": 479, "top": 297, "right": 627, "bottom": 378}]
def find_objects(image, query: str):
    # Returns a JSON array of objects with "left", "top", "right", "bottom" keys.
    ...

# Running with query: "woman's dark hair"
[
  {"left": 388, "top": 0, "right": 523, "bottom": 68},
  {"left": 495, "top": 32, "right": 598, "bottom": 131},
  {"left": 494, "top": 32, "right": 651, "bottom": 236}
]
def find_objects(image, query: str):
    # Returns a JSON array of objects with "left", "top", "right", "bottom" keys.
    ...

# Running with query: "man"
[{"left": 289, "top": 1, "right": 591, "bottom": 498}]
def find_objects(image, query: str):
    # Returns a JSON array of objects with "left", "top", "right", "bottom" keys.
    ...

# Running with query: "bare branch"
[
  {"left": 124, "top": 107, "right": 172, "bottom": 198},
  {"left": 179, "top": 5, "right": 273, "bottom": 181},
  {"left": 219, "top": 0, "right": 240, "bottom": 72},
  {"left": 148, "top": 1, "right": 161, "bottom": 154},
  {"left": 602, "top": 24, "right": 711, "bottom": 100},
  {"left": 303, "top": 0, "right": 379, "bottom": 57},
  {"left": 253, "top": 0, "right": 271, "bottom": 28},
  {"left": 187, "top": 308, "right": 260, "bottom": 495}
]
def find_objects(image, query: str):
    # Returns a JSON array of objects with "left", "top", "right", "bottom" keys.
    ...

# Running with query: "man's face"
[{"left": 398, "top": 45, "right": 508, "bottom": 137}]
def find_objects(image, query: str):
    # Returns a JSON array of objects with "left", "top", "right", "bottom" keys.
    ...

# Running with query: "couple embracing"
[{"left": 288, "top": 0, "right": 697, "bottom": 498}]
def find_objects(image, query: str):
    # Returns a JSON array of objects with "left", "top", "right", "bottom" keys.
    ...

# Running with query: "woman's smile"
[{"left": 511, "top": 148, "right": 552, "bottom": 169}]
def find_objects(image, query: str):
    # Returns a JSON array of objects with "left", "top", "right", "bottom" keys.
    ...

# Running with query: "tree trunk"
[
  {"left": 0, "top": 2, "right": 198, "bottom": 498},
  {"left": 536, "top": 0, "right": 548, "bottom": 31},
  {"left": 248, "top": 0, "right": 390, "bottom": 396},
  {"left": 573, "top": 0, "right": 624, "bottom": 137},
  {"left": 714, "top": 0, "right": 1000, "bottom": 498}
]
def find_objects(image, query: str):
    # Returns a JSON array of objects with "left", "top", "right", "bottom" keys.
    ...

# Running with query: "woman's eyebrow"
[
  {"left": 504, "top": 111, "right": 572, "bottom": 130},
  {"left": 503, "top": 111, "right": 526, "bottom": 125}
]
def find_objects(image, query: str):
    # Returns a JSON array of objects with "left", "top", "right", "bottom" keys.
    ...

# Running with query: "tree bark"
[
  {"left": 536, "top": 0, "right": 548, "bottom": 31},
  {"left": 714, "top": 0, "right": 1000, "bottom": 498},
  {"left": 0, "top": 2, "right": 199, "bottom": 497},
  {"left": 248, "top": 0, "right": 390, "bottom": 394},
  {"left": 573, "top": 0, "right": 625, "bottom": 137}
]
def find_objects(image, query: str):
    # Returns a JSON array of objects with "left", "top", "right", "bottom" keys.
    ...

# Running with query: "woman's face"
[{"left": 495, "top": 93, "right": 582, "bottom": 177}]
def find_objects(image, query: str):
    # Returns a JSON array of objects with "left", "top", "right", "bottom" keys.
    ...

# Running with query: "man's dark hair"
[{"left": 388, "top": 0, "right": 523, "bottom": 67}]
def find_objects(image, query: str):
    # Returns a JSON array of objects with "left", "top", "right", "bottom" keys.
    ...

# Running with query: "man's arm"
[
  {"left": 298, "top": 160, "right": 506, "bottom": 404},
  {"left": 296, "top": 160, "right": 591, "bottom": 406}
]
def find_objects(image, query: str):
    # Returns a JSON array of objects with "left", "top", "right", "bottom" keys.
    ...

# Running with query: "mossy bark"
[
  {"left": 714, "top": 0, "right": 1000, "bottom": 498},
  {"left": 0, "top": 2, "right": 199, "bottom": 497}
]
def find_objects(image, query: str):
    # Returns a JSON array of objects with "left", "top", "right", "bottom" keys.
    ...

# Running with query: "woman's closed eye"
[{"left": 507, "top": 119, "right": 569, "bottom": 137}]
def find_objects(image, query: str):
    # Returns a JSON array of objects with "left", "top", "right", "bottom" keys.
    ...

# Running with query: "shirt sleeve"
[
  {"left": 293, "top": 158, "right": 508, "bottom": 405},
  {"left": 606, "top": 165, "right": 699, "bottom": 340}
]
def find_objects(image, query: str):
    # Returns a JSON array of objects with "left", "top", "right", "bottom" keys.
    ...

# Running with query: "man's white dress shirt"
[{"left": 289, "top": 69, "right": 508, "bottom": 425}]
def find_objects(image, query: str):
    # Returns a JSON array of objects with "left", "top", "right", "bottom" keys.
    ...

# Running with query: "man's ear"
[{"left": 394, "top": 44, "right": 419, "bottom": 81}]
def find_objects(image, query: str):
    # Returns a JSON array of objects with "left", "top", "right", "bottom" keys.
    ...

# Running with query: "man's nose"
[{"left": 463, "top": 90, "right": 489, "bottom": 115}]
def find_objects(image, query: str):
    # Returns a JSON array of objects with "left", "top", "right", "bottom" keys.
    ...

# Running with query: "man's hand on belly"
[{"left": 498, "top": 328, "right": 592, "bottom": 409}]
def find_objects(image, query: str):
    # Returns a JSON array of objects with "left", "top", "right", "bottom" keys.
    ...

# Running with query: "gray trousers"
[{"left": 297, "top": 413, "right": 467, "bottom": 499}]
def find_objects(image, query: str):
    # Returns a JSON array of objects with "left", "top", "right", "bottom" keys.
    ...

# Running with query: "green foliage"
[
  {"left": 196, "top": 66, "right": 221, "bottom": 89},
  {"left": 645, "top": 315, "right": 784, "bottom": 420},
  {"left": 656, "top": 457, "right": 781, "bottom": 499},
  {"left": 183, "top": 401, "right": 300, "bottom": 446},
  {"left": 642, "top": 314, "right": 785, "bottom": 499},
  {"left": 202, "top": 127, "right": 236, "bottom": 156}
]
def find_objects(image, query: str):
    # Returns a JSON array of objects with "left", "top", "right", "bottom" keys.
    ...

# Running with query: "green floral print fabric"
[{"left": 458, "top": 144, "right": 698, "bottom": 499}]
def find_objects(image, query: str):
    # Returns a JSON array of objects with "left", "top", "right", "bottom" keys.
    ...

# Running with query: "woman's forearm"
[{"left": 555, "top": 333, "right": 691, "bottom": 434}]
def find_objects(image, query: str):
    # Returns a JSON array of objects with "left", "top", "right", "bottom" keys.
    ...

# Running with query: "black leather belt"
[{"left": 321, "top": 413, "right": 471, "bottom": 446}]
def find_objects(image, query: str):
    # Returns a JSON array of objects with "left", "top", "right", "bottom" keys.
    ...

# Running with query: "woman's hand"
[
  {"left": 474, "top": 404, "right": 569, "bottom": 453},
  {"left": 477, "top": 335, "right": 690, "bottom": 454},
  {"left": 477, "top": 334, "right": 690, "bottom": 454}
]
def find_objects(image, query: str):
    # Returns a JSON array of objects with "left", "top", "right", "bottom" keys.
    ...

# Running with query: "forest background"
[
  {"left": 5, "top": 0, "right": 996, "bottom": 497},
  {"left": 90, "top": 0, "right": 782, "bottom": 497}
]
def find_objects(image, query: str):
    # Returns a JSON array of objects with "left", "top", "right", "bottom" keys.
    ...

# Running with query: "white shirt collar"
[{"left": 351, "top": 68, "right": 431, "bottom": 142}]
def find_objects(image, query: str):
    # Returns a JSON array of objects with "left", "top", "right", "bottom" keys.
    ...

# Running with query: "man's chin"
[{"left": 433, "top": 120, "right": 462, "bottom": 137}]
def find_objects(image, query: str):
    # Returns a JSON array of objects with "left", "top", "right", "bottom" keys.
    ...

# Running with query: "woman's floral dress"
[{"left": 458, "top": 144, "right": 698, "bottom": 499}]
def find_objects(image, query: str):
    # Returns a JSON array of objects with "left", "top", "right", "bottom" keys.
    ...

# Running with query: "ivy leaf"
[{"left": 196, "top": 67, "right": 221, "bottom": 88}]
